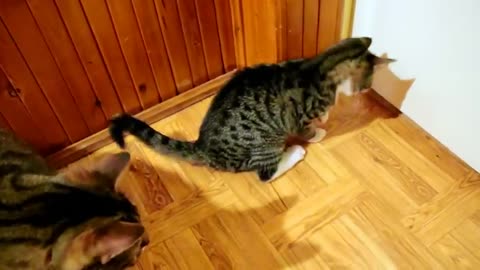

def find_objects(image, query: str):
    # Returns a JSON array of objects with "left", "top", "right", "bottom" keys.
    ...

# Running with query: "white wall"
[{"left": 353, "top": 0, "right": 480, "bottom": 172}]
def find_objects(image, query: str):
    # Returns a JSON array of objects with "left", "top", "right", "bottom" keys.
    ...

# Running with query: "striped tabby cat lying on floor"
[
  {"left": 109, "top": 37, "right": 394, "bottom": 182},
  {"left": 0, "top": 129, "right": 148, "bottom": 270}
]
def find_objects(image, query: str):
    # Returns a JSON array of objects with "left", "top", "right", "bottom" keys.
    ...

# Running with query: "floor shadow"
[
  {"left": 308, "top": 59, "right": 415, "bottom": 143},
  {"left": 117, "top": 158, "right": 319, "bottom": 269},
  {"left": 323, "top": 90, "right": 400, "bottom": 141},
  {"left": 371, "top": 53, "right": 416, "bottom": 109}
]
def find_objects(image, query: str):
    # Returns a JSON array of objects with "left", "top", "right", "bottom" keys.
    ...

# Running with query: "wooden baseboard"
[{"left": 46, "top": 70, "right": 236, "bottom": 168}]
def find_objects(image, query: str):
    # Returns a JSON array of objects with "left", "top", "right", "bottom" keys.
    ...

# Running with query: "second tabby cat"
[
  {"left": 0, "top": 129, "right": 148, "bottom": 270},
  {"left": 109, "top": 37, "right": 394, "bottom": 182}
]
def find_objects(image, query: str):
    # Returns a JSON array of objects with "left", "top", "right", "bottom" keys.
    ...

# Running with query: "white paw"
[
  {"left": 308, "top": 128, "right": 327, "bottom": 143},
  {"left": 286, "top": 145, "right": 306, "bottom": 162},
  {"left": 268, "top": 145, "right": 306, "bottom": 181}
]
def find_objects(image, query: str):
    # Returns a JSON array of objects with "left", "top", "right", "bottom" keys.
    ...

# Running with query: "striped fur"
[
  {"left": 109, "top": 37, "right": 395, "bottom": 182},
  {"left": 0, "top": 129, "right": 148, "bottom": 270}
]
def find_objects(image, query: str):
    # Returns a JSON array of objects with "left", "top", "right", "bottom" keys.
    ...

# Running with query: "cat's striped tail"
[{"left": 109, "top": 114, "right": 202, "bottom": 162}]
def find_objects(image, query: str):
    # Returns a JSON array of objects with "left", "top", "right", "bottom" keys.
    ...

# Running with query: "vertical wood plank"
[
  {"left": 106, "top": 0, "right": 160, "bottom": 109},
  {"left": 81, "top": 0, "right": 142, "bottom": 114},
  {"left": 303, "top": 0, "right": 320, "bottom": 58},
  {"left": 340, "top": 0, "right": 354, "bottom": 39},
  {"left": 0, "top": 21, "right": 68, "bottom": 152},
  {"left": 0, "top": 0, "right": 89, "bottom": 142},
  {"left": 275, "top": 0, "right": 288, "bottom": 62},
  {"left": 27, "top": 0, "right": 106, "bottom": 133},
  {"left": 131, "top": 0, "right": 176, "bottom": 101},
  {"left": 286, "top": 0, "right": 304, "bottom": 59},
  {"left": 154, "top": 0, "right": 193, "bottom": 92},
  {"left": 176, "top": 0, "right": 208, "bottom": 86},
  {"left": 241, "top": 0, "right": 256, "bottom": 65},
  {"left": 195, "top": 0, "right": 224, "bottom": 79},
  {"left": 55, "top": 0, "right": 123, "bottom": 119},
  {"left": 213, "top": 0, "right": 236, "bottom": 71},
  {"left": 0, "top": 68, "right": 46, "bottom": 152},
  {"left": 256, "top": 0, "right": 278, "bottom": 64},
  {"left": 335, "top": 0, "right": 345, "bottom": 40},
  {"left": 229, "top": 0, "right": 246, "bottom": 67},
  {"left": 54, "top": 0, "right": 123, "bottom": 119},
  {"left": 241, "top": 0, "right": 278, "bottom": 66},
  {"left": 317, "top": 0, "right": 341, "bottom": 53}
]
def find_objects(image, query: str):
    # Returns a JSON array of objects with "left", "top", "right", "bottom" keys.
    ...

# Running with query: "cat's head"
[
  {"left": 319, "top": 37, "right": 395, "bottom": 96},
  {"left": 352, "top": 51, "right": 396, "bottom": 93},
  {"left": 51, "top": 152, "right": 148, "bottom": 270},
  {"left": 344, "top": 38, "right": 395, "bottom": 94}
]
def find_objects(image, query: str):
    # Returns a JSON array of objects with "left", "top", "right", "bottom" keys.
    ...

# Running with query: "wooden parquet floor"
[{"left": 69, "top": 91, "right": 480, "bottom": 269}]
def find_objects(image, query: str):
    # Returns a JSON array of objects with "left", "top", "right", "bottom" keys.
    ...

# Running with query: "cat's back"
[
  {"left": 224, "top": 60, "right": 304, "bottom": 90},
  {"left": 207, "top": 60, "right": 306, "bottom": 112}
]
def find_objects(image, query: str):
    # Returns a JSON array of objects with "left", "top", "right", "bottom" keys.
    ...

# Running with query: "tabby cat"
[
  {"left": 0, "top": 129, "right": 148, "bottom": 270},
  {"left": 109, "top": 37, "right": 394, "bottom": 182}
]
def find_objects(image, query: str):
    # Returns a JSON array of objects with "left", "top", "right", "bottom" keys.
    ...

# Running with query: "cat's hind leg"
[{"left": 257, "top": 145, "right": 306, "bottom": 182}]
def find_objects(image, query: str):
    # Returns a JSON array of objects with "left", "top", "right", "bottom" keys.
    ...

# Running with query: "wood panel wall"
[
  {"left": 232, "top": 0, "right": 346, "bottom": 66},
  {"left": 0, "top": 0, "right": 348, "bottom": 157},
  {"left": 0, "top": 0, "right": 236, "bottom": 154}
]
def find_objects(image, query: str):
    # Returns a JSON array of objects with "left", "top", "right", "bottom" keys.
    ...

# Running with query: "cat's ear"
[
  {"left": 66, "top": 221, "right": 145, "bottom": 266},
  {"left": 61, "top": 152, "right": 130, "bottom": 191},
  {"left": 90, "top": 152, "right": 131, "bottom": 189},
  {"left": 372, "top": 55, "right": 396, "bottom": 65},
  {"left": 91, "top": 221, "right": 144, "bottom": 264}
]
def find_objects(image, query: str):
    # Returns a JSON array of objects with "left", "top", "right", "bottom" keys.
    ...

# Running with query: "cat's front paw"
[{"left": 308, "top": 128, "right": 327, "bottom": 143}]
